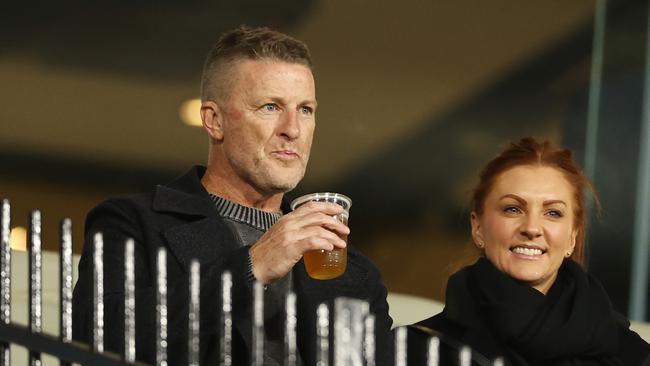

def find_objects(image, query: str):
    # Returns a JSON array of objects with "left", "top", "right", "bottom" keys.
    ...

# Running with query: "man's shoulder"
[
  {"left": 88, "top": 166, "right": 208, "bottom": 218},
  {"left": 90, "top": 191, "right": 155, "bottom": 215},
  {"left": 84, "top": 192, "right": 160, "bottom": 235}
]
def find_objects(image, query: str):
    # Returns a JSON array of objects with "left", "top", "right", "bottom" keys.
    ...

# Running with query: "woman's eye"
[
  {"left": 504, "top": 206, "right": 521, "bottom": 214},
  {"left": 546, "top": 210, "right": 563, "bottom": 218}
]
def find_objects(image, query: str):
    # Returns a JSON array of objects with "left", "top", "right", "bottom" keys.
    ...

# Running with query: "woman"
[{"left": 413, "top": 137, "right": 650, "bottom": 365}]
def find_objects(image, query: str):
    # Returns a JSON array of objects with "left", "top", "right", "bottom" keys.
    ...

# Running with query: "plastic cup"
[{"left": 290, "top": 193, "right": 352, "bottom": 280}]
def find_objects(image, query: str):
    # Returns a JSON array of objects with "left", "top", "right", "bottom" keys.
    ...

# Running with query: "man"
[{"left": 72, "top": 26, "right": 393, "bottom": 365}]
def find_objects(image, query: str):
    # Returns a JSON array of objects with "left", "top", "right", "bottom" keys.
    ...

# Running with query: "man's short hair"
[{"left": 200, "top": 25, "right": 312, "bottom": 102}]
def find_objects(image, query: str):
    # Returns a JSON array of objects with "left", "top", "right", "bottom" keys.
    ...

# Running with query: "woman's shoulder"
[
  {"left": 415, "top": 312, "right": 461, "bottom": 337},
  {"left": 615, "top": 313, "right": 650, "bottom": 365}
]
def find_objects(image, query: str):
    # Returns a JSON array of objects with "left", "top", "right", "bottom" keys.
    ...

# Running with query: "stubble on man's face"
[{"left": 217, "top": 59, "right": 316, "bottom": 196}]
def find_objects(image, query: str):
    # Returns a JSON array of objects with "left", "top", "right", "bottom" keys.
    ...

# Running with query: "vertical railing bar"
[
  {"left": 315, "top": 303, "right": 329, "bottom": 366},
  {"left": 188, "top": 260, "right": 200, "bottom": 366},
  {"left": 0, "top": 199, "right": 10, "bottom": 366},
  {"left": 333, "top": 306, "right": 350, "bottom": 366},
  {"left": 426, "top": 336, "right": 440, "bottom": 366},
  {"left": 394, "top": 326, "right": 407, "bottom": 366},
  {"left": 59, "top": 218, "right": 73, "bottom": 366},
  {"left": 363, "top": 314, "right": 375, "bottom": 366},
  {"left": 459, "top": 345, "right": 472, "bottom": 366},
  {"left": 220, "top": 271, "right": 233, "bottom": 366},
  {"left": 251, "top": 281, "right": 264, "bottom": 366},
  {"left": 29, "top": 210, "right": 43, "bottom": 366},
  {"left": 156, "top": 248, "right": 168, "bottom": 366},
  {"left": 124, "top": 239, "right": 136, "bottom": 363},
  {"left": 93, "top": 232, "right": 105, "bottom": 354},
  {"left": 284, "top": 291, "right": 297, "bottom": 366}
]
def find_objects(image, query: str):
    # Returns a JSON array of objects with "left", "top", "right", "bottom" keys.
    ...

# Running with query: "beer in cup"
[{"left": 290, "top": 193, "right": 351, "bottom": 280}]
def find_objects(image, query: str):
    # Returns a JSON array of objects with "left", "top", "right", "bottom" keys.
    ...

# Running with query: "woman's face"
[{"left": 471, "top": 165, "right": 577, "bottom": 294}]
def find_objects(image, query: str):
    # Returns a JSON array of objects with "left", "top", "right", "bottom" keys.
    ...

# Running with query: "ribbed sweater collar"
[{"left": 209, "top": 193, "right": 282, "bottom": 231}]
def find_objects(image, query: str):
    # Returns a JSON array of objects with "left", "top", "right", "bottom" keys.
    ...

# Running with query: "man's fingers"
[
  {"left": 289, "top": 201, "right": 345, "bottom": 218},
  {"left": 320, "top": 215, "right": 350, "bottom": 235},
  {"left": 281, "top": 211, "right": 350, "bottom": 236},
  {"left": 293, "top": 226, "right": 347, "bottom": 253},
  {"left": 249, "top": 205, "right": 349, "bottom": 284}
]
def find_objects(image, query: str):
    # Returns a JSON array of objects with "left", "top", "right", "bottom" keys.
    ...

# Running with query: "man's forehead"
[{"left": 232, "top": 59, "right": 316, "bottom": 98}]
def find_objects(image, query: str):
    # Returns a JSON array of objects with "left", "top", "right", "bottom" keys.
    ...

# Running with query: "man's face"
[{"left": 216, "top": 59, "right": 316, "bottom": 194}]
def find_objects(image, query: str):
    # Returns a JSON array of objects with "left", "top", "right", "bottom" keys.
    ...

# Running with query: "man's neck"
[{"left": 201, "top": 166, "right": 284, "bottom": 213}]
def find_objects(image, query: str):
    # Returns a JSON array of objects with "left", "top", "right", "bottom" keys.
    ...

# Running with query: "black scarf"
[{"left": 443, "top": 257, "right": 623, "bottom": 366}]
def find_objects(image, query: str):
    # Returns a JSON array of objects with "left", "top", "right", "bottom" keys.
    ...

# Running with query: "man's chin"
[
  {"left": 251, "top": 167, "right": 305, "bottom": 194},
  {"left": 252, "top": 176, "right": 300, "bottom": 194},
  {"left": 267, "top": 179, "right": 300, "bottom": 193},
  {"left": 269, "top": 169, "right": 305, "bottom": 190}
]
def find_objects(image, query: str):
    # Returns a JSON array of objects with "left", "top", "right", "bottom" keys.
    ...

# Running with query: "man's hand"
[{"left": 249, "top": 201, "right": 349, "bottom": 284}]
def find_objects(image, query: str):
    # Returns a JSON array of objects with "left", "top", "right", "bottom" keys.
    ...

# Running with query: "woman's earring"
[
  {"left": 565, "top": 251, "right": 572, "bottom": 258},
  {"left": 477, "top": 241, "right": 484, "bottom": 249}
]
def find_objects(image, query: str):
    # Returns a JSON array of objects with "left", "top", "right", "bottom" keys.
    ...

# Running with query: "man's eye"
[
  {"left": 300, "top": 106, "right": 313, "bottom": 115},
  {"left": 262, "top": 104, "right": 278, "bottom": 112}
]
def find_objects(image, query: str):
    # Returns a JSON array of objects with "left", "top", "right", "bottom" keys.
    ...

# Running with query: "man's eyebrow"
[
  {"left": 266, "top": 96, "right": 317, "bottom": 108},
  {"left": 300, "top": 98, "right": 317, "bottom": 108}
]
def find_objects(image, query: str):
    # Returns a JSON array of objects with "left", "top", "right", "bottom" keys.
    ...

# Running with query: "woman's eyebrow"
[
  {"left": 498, "top": 194, "right": 526, "bottom": 206},
  {"left": 543, "top": 200, "right": 567, "bottom": 206}
]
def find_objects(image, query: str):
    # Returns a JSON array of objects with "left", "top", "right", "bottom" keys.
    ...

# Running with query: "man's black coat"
[{"left": 72, "top": 166, "right": 393, "bottom": 365}]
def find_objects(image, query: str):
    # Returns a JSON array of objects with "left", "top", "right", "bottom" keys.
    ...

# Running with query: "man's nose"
[
  {"left": 278, "top": 110, "right": 300, "bottom": 140},
  {"left": 520, "top": 214, "right": 543, "bottom": 240}
]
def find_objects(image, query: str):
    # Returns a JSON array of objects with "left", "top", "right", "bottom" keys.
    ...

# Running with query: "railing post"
[
  {"left": 188, "top": 260, "right": 200, "bottom": 366},
  {"left": 334, "top": 297, "right": 369, "bottom": 366},
  {"left": 316, "top": 303, "right": 329, "bottom": 366},
  {"left": 29, "top": 210, "right": 43, "bottom": 366},
  {"left": 156, "top": 248, "right": 168, "bottom": 366},
  {"left": 0, "top": 200, "right": 10, "bottom": 366},
  {"left": 427, "top": 336, "right": 440, "bottom": 366},
  {"left": 284, "top": 292, "right": 297, "bottom": 366},
  {"left": 394, "top": 326, "right": 407, "bottom": 366},
  {"left": 251, "top": 281, "right": 264, "bottom": 366},
  {"left": 124, "top": 239, "right": 136, "bottom": 363},
  {"left": 363, "top": 314, "right": 375, "bottom": 366},
  {"left": 459, "top": 346, "right": 472, "bottom": 366},
  {"left": 220, "top": 271, "right": 233, "bottom": 366},
  {"left": 93, "top": 233, "right": 105, "bottom": 354},
  {"left": 59, "top": 218, "right": 73, "bottom": 366}
]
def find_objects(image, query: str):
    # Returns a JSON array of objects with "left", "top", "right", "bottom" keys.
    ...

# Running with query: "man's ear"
[
  {"left": 470, "top": 212, "right": 485, "bottom": 249},
  {"left": 201, "top": 100, "right": 224, "bottom": 141}
]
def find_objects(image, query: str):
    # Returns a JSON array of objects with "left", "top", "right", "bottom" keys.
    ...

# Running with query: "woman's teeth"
[{"left": 512, "top": 247, "right": 543, "bottom": 256}]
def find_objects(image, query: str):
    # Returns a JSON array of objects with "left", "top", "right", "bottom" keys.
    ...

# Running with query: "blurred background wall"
[{"left": 1, "top": 0, "right": 649, "bottom": 320}]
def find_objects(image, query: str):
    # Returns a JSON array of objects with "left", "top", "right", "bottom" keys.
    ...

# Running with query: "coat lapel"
[
  {"left": 162, "top": 217, "right": 239, "bottom": 270},
  {"left": 151, "top": 166, "right": 239, "bottom": 271}
]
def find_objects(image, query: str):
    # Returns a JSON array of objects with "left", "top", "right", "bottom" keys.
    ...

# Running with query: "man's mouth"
[{"left": 271, "top": 150, "right": 300, "bottom": 160}]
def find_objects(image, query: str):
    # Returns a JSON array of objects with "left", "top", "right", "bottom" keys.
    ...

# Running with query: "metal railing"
[{"left": 0, "top": 198, "right": 503, "bottom": 365}]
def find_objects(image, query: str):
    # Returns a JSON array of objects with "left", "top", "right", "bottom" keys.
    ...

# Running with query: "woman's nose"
[{"left": 520, "top": 215, "right": 543, "bottom": 240}]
